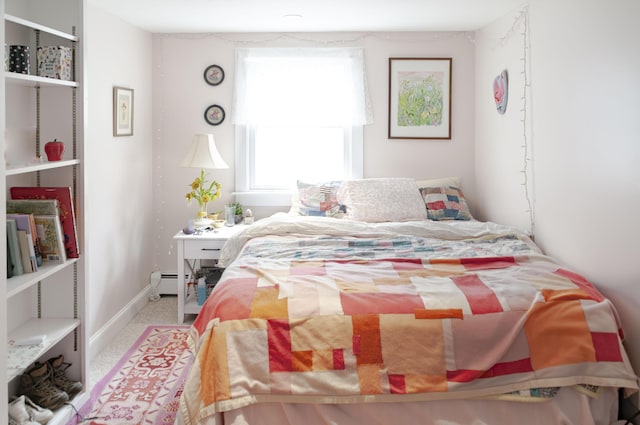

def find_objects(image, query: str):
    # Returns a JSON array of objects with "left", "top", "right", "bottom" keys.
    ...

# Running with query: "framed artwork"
[
  {"left": 204, "top": 104, "right": 225, "bottom": 126},
  {"left": 204, "top": 64, "right": 225, "bottom": 86},
  {"left": 388, "top": 58, "right": 452, "bottom": 140},
  {"left": 113, "top": 86, "right": 134, "bottom": 136}
]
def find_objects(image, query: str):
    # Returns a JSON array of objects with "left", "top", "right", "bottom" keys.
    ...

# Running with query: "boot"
[
  {"left": 20, "top": 362, "right": 68, "bottom": 410},
  {"left": 47, "top": 355, "right": 83, "bottom": 398}
]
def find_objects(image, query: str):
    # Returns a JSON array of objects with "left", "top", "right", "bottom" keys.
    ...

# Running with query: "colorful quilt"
[{"left": 180, "top": 215, "right": 638, "bottom": 425}]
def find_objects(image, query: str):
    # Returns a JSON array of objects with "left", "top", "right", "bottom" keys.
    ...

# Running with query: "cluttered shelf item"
[{"left": 177, "top": 179, "right": 638, "bottom": 425}]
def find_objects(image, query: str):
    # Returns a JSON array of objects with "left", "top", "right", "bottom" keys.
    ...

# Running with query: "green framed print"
[{"left": 388, "top": 58, "right": 452, "bottom": 140}]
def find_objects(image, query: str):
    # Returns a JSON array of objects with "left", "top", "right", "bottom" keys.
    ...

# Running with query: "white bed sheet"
[
  {"left": 179, "top": 386, "right": 620, "bottom": 425},
  {"left": 219, "top": 213, "right": 539, "bottom": 267}
]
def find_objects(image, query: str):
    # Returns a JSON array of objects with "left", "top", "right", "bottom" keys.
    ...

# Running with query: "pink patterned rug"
[{"left": 68, "top": 326, "right": 192, "bottom": 425}]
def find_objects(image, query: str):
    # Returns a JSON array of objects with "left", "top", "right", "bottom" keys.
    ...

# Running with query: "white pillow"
[
  {"left": 337, "top": 178, "right": 427, "bottom": 222},
  {"left": 415, "top": 176, "right": 461, "bottom": 189}
]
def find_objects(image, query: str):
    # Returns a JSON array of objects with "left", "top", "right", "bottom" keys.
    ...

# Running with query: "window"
[{"left": 233, "top": 48, "right": 372, "bottom": 206}]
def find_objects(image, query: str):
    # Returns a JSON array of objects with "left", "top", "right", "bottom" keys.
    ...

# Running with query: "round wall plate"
[
  {"left": 204, "top": 64, "right": 225, "bottom": 86},
  {"left": 204, "top": 104, "right": 225, "bottom": 125}
]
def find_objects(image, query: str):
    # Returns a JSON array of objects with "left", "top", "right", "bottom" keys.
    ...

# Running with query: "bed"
[{"left": 178, "top": 178, "right": 638, "bottom": 425}]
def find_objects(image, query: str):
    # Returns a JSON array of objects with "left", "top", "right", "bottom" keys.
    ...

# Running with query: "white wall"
[
  {"left": 86, "top": 6, "right": 153, "bottom": 337},
  {"left": 151, "top": 32, "right": 477, "bottom": 274},
  {"left": 475, "top": 0, "right": 640, "bottom": 371}
]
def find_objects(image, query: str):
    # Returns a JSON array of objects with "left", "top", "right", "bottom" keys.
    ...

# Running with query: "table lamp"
[{"left": 180, "top": 134, "right": 229, "bottom": 228}]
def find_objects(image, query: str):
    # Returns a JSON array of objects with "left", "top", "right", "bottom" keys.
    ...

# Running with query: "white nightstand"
[{"left": 174, "top": 224, "right": 246, "bottom": 323}]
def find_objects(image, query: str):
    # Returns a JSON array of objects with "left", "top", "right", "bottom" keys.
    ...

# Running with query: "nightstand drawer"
[{"left": 184, "top": 240, "right": 225, "bottom": 259}]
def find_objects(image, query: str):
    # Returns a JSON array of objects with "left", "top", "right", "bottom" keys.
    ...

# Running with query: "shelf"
[
  {"left": 185, "top": 294, "right": 203, "bottom": 315},
  {"left": 5, "top": 72, "right": 79, "bottom": 88},
  {"left": 5, "top": 159, "right": 80, "bottom": 176},
  {"left": 4, "top": 13, "right": 78, "bottom": 42},
  {"left": 6, "top": 259, "right": 79, "bottom": 299},
  {"left": 7, "top": 318, "right": 80, "bottom": 381}
]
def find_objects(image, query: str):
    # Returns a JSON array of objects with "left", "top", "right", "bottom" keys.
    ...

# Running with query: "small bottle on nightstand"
[{"left": 244, "top": 208, "right": 254, "bottom": 225}]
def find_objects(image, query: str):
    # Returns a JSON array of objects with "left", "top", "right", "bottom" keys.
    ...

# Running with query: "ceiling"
[{"left": 88, "top": 0, "right": 525, "bottom": 33}]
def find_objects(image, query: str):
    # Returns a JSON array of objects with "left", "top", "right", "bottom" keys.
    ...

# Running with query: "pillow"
[
  {"left": 415, "top": 176, "right": 461, "bottom": 189},
  {"left": 290, "top": 180, "right": 344, "bottom": 217},
  {"left": 420, "top": 186, "right": 473, "bottom": 221},
  {"left": 337, "top": 178, "right": 427, "bottom": 222}
]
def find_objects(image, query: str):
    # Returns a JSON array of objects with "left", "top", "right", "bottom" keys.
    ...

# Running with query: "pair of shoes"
[
  {"left": 20, "top": 363, "right": 68, "bottom": 410},
  {"left": 8, "top": 394, "right": 53, "bottom": 424},
  {"left": 20, "top": 355, "right": 83, "bottom": 411},
  {"left": 48, "top": 355, "right": 83, "bottom": 397}
]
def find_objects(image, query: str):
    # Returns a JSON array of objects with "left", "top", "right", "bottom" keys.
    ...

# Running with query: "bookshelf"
[{"left": 2, "top": 1, "right": 87, "bottom": 423}]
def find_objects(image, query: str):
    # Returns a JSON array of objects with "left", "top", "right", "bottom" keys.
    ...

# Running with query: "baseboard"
[{"left": 88, "top": 285, "right": 151, "bottom": 361}]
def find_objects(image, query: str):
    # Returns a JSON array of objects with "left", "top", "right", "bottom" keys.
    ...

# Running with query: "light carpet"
[{"left": 68, "top": 325, "right": 192, "bottom": 425}]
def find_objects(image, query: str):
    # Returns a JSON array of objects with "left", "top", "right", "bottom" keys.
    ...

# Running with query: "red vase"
[{"left": 44, "top": 139, "right": 65, "bottom": 161}]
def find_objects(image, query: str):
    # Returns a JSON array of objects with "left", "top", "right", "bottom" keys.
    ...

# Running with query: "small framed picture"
[
  {"left": 388, "top": 58, "right": 452, "bottom": 140},
  {"left": 204, "top": 64, "right": 225, "bottom": 86},
  {"left": 204, "top": 104, "right": 225, "bottom": 126},
  {"left": 113, "top": 86, "right": 134, "bottom": 137}
]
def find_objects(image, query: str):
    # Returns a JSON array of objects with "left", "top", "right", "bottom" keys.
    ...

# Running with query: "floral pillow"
[
  {"left": 420, "top": 186, "right": 473, "bottom": 221},
  {"left": 290, "top": 180, "right": 344, "bottom": 217}
]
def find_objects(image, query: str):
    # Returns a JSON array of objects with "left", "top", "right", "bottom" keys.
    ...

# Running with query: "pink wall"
[
  {"left": 475, "top": 0, "right": 640, "bottom": 371},
  {"left": 86, "top": 6, "right": 153, "bottom": 338}
]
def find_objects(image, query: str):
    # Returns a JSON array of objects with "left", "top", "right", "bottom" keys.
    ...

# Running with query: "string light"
[
  {"left": 518, "top": 7, "right": 535, "bottom": 240},
  {"left": 153, "top": 35, "right": 168, "bottom": 273},
  {"left": 157, "top": 31, "right": 475, "bottom": 46},
  {"left": 491, "top": 6, "right": 535, "bottom": 238}
]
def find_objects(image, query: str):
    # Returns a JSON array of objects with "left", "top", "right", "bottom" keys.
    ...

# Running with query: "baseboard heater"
[{"left": 150, "top": 271, "right": 181, "bottom": 295}]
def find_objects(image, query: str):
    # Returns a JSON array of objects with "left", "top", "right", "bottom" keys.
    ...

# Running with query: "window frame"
[{"left": 234, "top": 125, "right": 363, "bottom": 207}]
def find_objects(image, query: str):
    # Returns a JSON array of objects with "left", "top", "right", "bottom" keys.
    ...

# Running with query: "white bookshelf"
[{"left": 3, "top": 0, "right": 87, "bottom": 421}]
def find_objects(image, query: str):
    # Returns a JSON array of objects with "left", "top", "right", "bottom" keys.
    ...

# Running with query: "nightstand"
[{"left": 174, "top": 224, "right": 246, "bottom": 323}]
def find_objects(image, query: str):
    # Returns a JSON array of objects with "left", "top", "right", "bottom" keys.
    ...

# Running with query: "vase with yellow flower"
[{"left": 185, "top": 169, "right": 222, "bottom": 228}]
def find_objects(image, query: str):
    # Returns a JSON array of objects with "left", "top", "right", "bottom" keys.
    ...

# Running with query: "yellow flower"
[{"left": 185, "top": 169, "right": 222, "bottom": 209}]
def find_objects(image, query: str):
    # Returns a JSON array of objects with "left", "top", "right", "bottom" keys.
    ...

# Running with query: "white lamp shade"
[{"left": 179, "top": 134, "right": 229, "bottom": 169}]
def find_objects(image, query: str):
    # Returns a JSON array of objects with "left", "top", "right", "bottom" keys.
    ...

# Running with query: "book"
[
  {"left": 33, "top": 215, "right": 67, "bottom": 263},
  {"left": 6, "top": 219, "right": 24, "bottom": 276},
  {"left": 7, "top": 199, "right": 59, "bottom": 216},
  {"left": 10, "top": 187, "right": 79, "bottom": 258},
  {"left": 17, "top": 230, "right": 34, "bottom": 273},
  {"left": 7, "top": 213, "right": 40, "bottom": 271},
  {"left": 7, "top": 238, "right": 13, "bottom": 278}
]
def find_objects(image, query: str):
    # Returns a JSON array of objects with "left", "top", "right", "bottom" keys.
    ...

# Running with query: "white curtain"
[{"left": 232, "top": 47, "right": 374, "bottom": 127}]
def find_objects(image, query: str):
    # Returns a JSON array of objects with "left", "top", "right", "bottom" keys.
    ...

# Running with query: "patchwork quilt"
[{"left": 180, "top": 215, "right": 638, "bottom": 424}]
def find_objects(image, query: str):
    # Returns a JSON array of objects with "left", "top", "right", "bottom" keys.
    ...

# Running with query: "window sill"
[{"left": 233, "top": 191, "right": 292, "bottom": 207}]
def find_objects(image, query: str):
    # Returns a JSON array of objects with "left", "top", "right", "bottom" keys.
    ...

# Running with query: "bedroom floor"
[{"left": 89, "top": 295, "right": 193, "bottom": 387}]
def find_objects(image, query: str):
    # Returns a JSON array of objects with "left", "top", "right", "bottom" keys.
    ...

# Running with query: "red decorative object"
[{"left": 44, "top": 139, "right": 65, "bottom": 161}]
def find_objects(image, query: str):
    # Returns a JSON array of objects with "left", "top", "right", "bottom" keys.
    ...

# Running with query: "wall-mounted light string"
[
  {"left": 493, "top": 6, "right": 535, "bottom": 238},
  {"left": 158, "top": 31, "right": 475, "bottom": 46},
  {"left": 519, "top": 7, "right": 535, "bottom": 239}
]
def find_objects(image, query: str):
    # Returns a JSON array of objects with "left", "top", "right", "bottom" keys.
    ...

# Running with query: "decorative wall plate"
[
  {"left": 493, "top": 69, "right": 508, "bottom": 114},
  {"left": 204, "top": 64, "right": 225, "bottom": 86},
  {"left": 204, "top": 104, "right": 225, "bottom": 125}
]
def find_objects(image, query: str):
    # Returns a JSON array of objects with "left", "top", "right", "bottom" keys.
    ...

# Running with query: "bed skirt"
[{"left": 177, "top": 386, "right": 621, "bottom": 425}]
